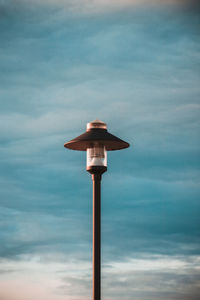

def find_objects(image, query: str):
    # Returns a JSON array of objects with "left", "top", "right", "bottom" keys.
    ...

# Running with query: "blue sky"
[{"left": 0, "top": 0, "right": 200, "bottom": 299}]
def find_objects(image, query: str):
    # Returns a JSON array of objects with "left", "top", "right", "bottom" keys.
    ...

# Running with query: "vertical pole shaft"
[{"left": 92, "top": 173, "right": 101, "bottom": 300}]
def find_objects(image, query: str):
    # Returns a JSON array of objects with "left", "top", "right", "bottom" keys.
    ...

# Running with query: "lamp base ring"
[{"left": 87, "top": 166, "right": 107, "bottom": 175}]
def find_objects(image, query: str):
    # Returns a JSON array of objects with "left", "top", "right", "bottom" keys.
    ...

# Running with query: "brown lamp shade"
[{"left": 64, "top": 120, "right": 129, "bottom": 151}]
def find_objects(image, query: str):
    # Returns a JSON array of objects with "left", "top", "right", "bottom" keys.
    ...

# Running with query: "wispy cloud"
[
  {"left": 0, "top": 0, "right": 200, "bottom": 299},
  {"left": 0, "top": 254, "right": 199, "bottom": 300}
]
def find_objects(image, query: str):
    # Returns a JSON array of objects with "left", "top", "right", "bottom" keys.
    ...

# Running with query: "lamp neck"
[{"left": 87, "top": 166, "right": 107, "bottom": 178}]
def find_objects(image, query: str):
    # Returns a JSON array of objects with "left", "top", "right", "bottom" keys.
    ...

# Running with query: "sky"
[{"left": 0, "top": 0, "right": 200, "bottom": 299}]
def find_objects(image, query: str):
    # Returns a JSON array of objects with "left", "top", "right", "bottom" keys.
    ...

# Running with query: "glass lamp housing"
[{"left": 87, "top": 143, "right": 107, "bottom": 169}]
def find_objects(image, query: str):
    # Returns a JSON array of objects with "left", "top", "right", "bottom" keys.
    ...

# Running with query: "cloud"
[
  {"left": 101, "top": 255, "right": 200, "bottom": 300},
  {"left": 0, "top": 255, "right": 92, "bottom": 300},
  {"left": 0, "top": 254, "right": 199, "bottom": 300},
  {"left": 0, "top": 1, "right": 200, "bottom": 299},
  {"left": 1, "top": 0, "right": 199, "bottom": 18}
]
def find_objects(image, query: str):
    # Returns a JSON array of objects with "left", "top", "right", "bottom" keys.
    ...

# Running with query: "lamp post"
[{"left": 64, "top": 120, "right": 129, "bottom": 300}]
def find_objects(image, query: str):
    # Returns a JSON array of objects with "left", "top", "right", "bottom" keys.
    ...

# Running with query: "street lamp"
[{"left": 64, "top": 120, "right": 129, "bottom": 300}]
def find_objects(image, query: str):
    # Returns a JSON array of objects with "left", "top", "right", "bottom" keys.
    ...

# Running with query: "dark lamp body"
[{"left": 64, "top": 120, "right": 129, "bottom": 300}]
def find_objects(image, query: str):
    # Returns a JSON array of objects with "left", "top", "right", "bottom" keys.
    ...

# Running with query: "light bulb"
[{"left": 87, "top": 143, "right": 107, "bottom": 169}]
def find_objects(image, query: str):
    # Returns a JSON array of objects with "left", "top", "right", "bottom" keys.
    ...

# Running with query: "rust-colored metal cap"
[
  {"left": 64, "top": 120, "right": 130, "bottom": 151},
  {"left": 87, "top": 120, "right": 107, "bottom": 131}
]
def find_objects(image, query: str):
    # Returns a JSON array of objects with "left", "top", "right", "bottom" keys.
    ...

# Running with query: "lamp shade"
[{"left": 64, "top": 120, "right": 130, "bottom": 151}]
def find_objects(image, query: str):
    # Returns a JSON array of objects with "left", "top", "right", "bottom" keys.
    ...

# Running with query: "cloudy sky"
[{"left": 0, "top": 0, "right": 200, "bottom": 299}]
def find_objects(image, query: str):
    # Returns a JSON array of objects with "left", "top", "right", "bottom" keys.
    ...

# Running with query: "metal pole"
[{"left": 92, "top": 173, "right": 101, "bottom": 300}]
